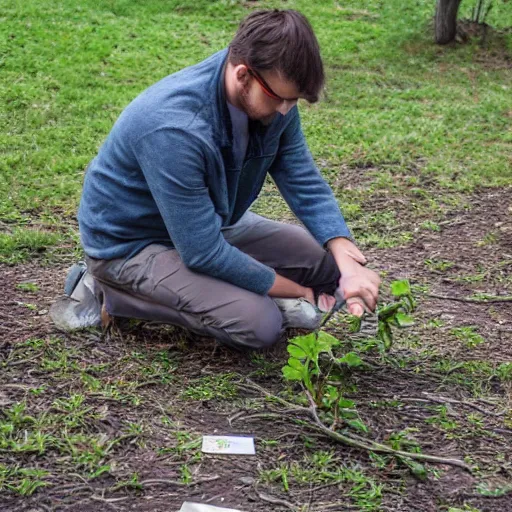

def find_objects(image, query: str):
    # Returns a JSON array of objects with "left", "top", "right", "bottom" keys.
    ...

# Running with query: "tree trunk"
[{"left": 435, "top": 0, "right": 463, "bottom": 44}]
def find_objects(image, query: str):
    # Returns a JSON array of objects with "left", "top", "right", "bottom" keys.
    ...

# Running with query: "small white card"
[
  {"left": 201, "top": 435, "right": 255, "bottom": 455},
  {"left": 180, "top": 503, "right": 242, "bottom": 512}
]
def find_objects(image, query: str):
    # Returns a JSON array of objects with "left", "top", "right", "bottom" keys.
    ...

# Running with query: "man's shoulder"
[{"left": 118, "top": 50, "right": 228, "bottom": 141}]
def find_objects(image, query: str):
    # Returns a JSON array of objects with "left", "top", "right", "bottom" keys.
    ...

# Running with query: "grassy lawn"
[{"left": 1, "top": 0, "right": 511, "bottom": 510}]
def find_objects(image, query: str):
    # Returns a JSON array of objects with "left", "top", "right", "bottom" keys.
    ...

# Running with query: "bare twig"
[
  {"left": 0, "top": 383, "right": 32, "bottom": 391},
  {"left": 400, "top": 392, "right": 507, "bottom": 417},
  {"left": 239, "top": 378, "right": 472, "bottom": 472},
  {"left": 227, "top": 410, "right": 246, "bottom": 426},
  {"left": 427, "top": 293, "right": 512, "bottom": 304},
  {"left": 133, "top": 379, "right": 163, "bottom": 390},
  {"left": 90, "top": 494, "right": 129, "bottom": 504},
  {"left": 138, "top": 475, "right": 220, "bottom": 488},
  {"left": 5, "top": 351, "right": 44, "bottom": 366},
  {"left": 255, "top": 490, "right": 297, "bottom": 511},
  {"left": 303, "top": 390, "right": 472, "bottom": 471},
  {"left": 231, "top": 412, "right": 289, "bottom": 423},
  {"left": 239, "top": 379, "right": 309, "bottom": 413},
  {"left": 312, "top": 502, "right": 360, "bottom": 511}
]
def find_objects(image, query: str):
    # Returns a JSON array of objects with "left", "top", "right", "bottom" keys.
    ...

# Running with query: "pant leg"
[
  {"left": 86, "top": 245, "right": 283, "bottom": 350},
  {"left": 222, "top": 212, "right": 340, "bottom": 297}
]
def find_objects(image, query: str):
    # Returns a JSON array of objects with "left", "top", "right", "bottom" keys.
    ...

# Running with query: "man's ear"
[{"left": 235, "top": 65, "right": 250, "bottom": 88}]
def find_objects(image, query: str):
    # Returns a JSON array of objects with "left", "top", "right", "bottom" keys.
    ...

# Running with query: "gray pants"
[{"left": 86, "top": 212, "right": 340, "bottom": 350}]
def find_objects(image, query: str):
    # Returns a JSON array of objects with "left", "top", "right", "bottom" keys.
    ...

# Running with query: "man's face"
[{"left": 237, "top": 67, "right": 301, "bottom": 125}]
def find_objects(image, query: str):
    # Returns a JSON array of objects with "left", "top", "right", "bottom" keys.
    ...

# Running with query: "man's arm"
[
  {"left": 133, "top": 128, "right": 276, "bottom": 295},
  {"left": 268, "top": 273, "right": 314, "bottom": 302},
  {"left": 269, "top": 108, "right": 352, "bottom": 247},
  {"left": 270, "top": 108, "right": 380, "bottom": 313}
]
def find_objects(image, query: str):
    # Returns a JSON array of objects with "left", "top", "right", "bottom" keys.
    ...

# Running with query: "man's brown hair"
[{"left": 228, "top": 9, "right": 325, "bottom": 103}]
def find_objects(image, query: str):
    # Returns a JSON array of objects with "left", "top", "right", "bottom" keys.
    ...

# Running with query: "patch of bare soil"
[
  {"left": 457, "top": 21, "right": 512, "bottom": 69},
  {"left": 1, "top": 187, "right": 511, "bottom": 512}
]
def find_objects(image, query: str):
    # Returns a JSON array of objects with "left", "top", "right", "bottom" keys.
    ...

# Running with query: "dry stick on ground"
[
  {"left": 400, "top": 392, "right": 507, "bottom": 417},
  {"left": 4, "top": 351, "right": 44, "bottom": 366},
  {"left": 255, "top": 489, "right": 297, "bottom": 511},
  {"left": 100, "top": 475, "right": 220, "bottom": 495},
  {"left": 240, "top": 379, "right": 472, "bottom": 472},
  {"left": 427, "top": 293, "right": 512, "bottom": 303}
]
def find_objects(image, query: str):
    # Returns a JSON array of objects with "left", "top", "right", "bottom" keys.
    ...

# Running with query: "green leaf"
[
  {"left": 476, "top": 482, "right": 512, "bottom": 497},
  {"left": 346, "top": 418, "right": 368, "bottom": 433},
  {"left": 337, "top": 352, "right": 363, "bottom": 367},
  {"left": 338, "top": 398, "right": 355, "bottom": 409},
  {"left": 316, "top": 331, "right": 340, "bottom": 352},
  {"left": 395, "top": 312, "right": 415, "bottom": 327},
  {"left": 289, "top": 333, "right": 317, "bottom": 359},
  {"left": 287, "top": 357, "right": 304, "bottom": 371},
  {"left": 391, "top": 279, "right": 411, "bottom": 297},
  {"left": 377, "top": 322, "right": 393, "bottom": 350},
  {"left": 377, "top": 302, "right": 401, "bottom": 319},
  {"left": 404, "top": 459, "right": 428, "bottom": 481},
  {"left": 282, "top": 365, "right": 303, "bottom": 381},
  {"left": 322, "top": 385, "right": 339, "bottom": 408},
  {"left": 348, "top": 315, "right": 362, "bottom": 333},
  {"left": 340, "top": 409, "right": 358, "bottom": 419},
  {"left": 287, "top": 344, "right": 307, "bottom": 359}
]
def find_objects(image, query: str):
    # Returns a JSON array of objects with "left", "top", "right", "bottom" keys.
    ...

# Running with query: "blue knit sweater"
[{"left": 78, "top": 49, "right": 352, "bottom": 295}]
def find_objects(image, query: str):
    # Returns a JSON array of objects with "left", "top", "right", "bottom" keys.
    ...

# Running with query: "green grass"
[
  {"left": 1, "top": 0, "right": 511, "bottom": 260},
  {"left": 0, "top": 228, "right": 61, "bottom": 264}
]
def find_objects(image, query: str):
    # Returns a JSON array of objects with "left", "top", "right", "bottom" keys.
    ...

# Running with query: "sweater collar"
[{"left": 211, "top": 49, "right": 233, "bottom": 149}]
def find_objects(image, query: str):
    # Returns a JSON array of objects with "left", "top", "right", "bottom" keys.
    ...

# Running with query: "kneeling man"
[{"left": 51, "top": 9, "right": 380, "bottom": 349}]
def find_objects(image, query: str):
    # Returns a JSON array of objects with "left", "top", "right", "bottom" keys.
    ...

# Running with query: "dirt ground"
[{"left": 1, "top": 187, "right": 511, "bottom": 512}]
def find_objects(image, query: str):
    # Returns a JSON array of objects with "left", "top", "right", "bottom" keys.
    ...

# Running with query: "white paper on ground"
[
  {"left": 180, "top": 502, "right": 243, "bottom": 512},
  {"left": 201, "top": 435, "right": 255, "bottom": 455}
]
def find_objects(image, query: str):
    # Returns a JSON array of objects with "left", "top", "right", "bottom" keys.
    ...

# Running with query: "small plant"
[
  {"left": 471, "top": 0, "right": 493, "bottom": 24},
  {"left": 275, "top": 280, "right": 467, "bottom": 471},
  {"left": 420, "top": 220, "right": 440, "bottom": 232},
  {"left": 181, "top": 373, "right": 238, "bottom": 401},
  {"left": 16, "top": 282, "right": 39, "bottom": 292},
  {"left": 282, "top": 280, "right": 416, "bottom": 433},
  {"left": 376, "top": 279, "right": 416, "bottom": 350},
  {"left": 0, "top": 464, "right": 49, "bottom": 496},
  {"left": 425, "top": 259, "right": 454, "bottom": 272},
  {"left": 451, "top": 326, "right": 485, "bottom": 348}
]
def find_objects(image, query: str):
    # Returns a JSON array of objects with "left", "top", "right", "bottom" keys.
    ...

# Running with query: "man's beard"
[{"left": 239, "top": 91, "right": 276, "bottom": 126}]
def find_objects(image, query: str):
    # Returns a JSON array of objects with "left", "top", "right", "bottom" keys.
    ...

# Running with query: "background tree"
[{"left": 435, "top": 0, "right": 463, "bottom": 43}]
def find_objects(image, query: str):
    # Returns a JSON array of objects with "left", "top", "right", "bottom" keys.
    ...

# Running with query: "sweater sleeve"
[
  {"left": 269, "top": 109, "right": 353, "bottom": 247},
  {"left": 133, "top": 128, "right": 276, "bottom": 295}
]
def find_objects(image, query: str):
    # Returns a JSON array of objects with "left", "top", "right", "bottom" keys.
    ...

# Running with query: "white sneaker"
[{"left": 272, "top": 298, "right": 323, "bottom": 330}]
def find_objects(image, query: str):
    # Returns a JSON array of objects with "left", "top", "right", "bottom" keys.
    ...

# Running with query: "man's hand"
[
  {"left": 327, "top": 237, "right": 380, "bottom": 317},
  {"left": 339, "top": 265, "right": 380, "bottom": 316}
]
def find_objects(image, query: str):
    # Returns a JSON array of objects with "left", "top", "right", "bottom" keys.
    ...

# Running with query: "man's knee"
[{"left": 226, "top": 297, "right": 284, "bottom": 350}]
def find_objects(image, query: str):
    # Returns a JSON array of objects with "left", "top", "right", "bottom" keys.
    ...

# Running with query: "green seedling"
[
  {"left": 451, "top": 326, "right": 485, "bottom": 348},
  {"left": 16, "top": 282, "right": 39, "bottom": 292},
  {"left": 424, "top": 259, "right": 454, "bottom": 272},
  {"left": 282, "top": 280, "right": 416, "bottom": 433},
  {"left": 375, "top": 279, "right": 416, "bottom": 350}
]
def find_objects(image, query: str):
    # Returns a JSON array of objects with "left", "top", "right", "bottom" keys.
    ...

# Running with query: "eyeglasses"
[{"left": 246, "top": 66, "right": 299, "bottom": 103}]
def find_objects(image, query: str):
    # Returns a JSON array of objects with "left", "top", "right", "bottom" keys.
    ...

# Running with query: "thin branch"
[
  {"left": 90, "top": 495, "right": 130, "bottom": 504},
  {"left": 402, "top": 392, "right": 507, "bottom": 417},
  {"left": 239, "top": 378, "right": 471, "bottom": 472},
  {"left": 5, "top": 352, "right": 44, "bottom": 366},
  {"left": 427, "top": 293, "right": 512, "bottom": 304},
  {"left": 255, "top": 490, "right": 297, "bottom": 511},
  {"left": 231, "top": 412, "right": 291, "bottom": 423},
  {"left": 303, "top": 390, "right": 472, "bottom": 471},
  {"left": 239, "top": 380, "right": 309, "bottom": 413}
]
